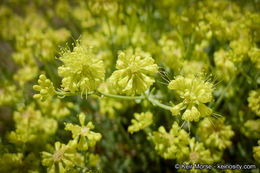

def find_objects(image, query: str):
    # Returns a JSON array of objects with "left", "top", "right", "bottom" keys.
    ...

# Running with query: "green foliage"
[{"left": 0, "top": 0, "right": 260, "bottom": 172}]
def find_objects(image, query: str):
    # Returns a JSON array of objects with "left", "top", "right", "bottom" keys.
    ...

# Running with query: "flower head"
[
  {"left": 168, "top": 76, "right": 214, "bottom": 121},
  {"left": 248, "top": 89, "right": 260, "bottom": 116},
  {"left": 197, "top": 118, "right": 234, "bottom": 150},
  {"left": 108, "top": 48, "right": 158, "bottom": 95},
  {"left": 253, "top": 140, "right": 260, "bottom": 163},
  {"left": 0, "top": 83, "right": 21, "bottom": 106},
  {"left": 65, "top": 113, "right": 102, "bottom": 151},
  {"left": 128, "top": 112, "right": 153, "bottom": 134},
  {"left": 249, "top": 47, "right": 260, "bottom": 69},
  {"left": 228, "top": 38, "right": 251, "bottom": 63},
  {"left": 41, "top": 142, "right": 83, "bottom": 173},
  {"left": 0, "top": 153, "right": 23, "bottom": 172},
  {"left": 159, "top": 35, "right": 184, "bottom": 71},
  {"left": 214, "top": 49, "right": 236, "bottom": 82},
  {"left": 178, "top": 138, "right": 213, "bottom": 166},
  {"left": 8, "top": 104, "right": 57, "bottom": 145},
  {"left": 153, "top": 122, "right": 190, "bottom": 159},
  {"left": 242, "top": 119, "right": 260, "bottom": 138},
  {"left": 58, "top": 43, "right": 105, "bottom": 94}
]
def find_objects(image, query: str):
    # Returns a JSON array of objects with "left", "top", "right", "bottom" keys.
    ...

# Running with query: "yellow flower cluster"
[
  {"left": 108, "top": 48, "right": 158, "bottom": 95},
  {"left": 33, "top": 74, "right": 55, "bottom": 101},
  {"left": 214, "top": 49, "right": 236, "bottom": 82},
  {"left": 248, "top": 89, "right": 260, "bottom": 116},
  {"left": 41, "top": 142, "right": 84, "bottom": 173},
  {"left": 58, "top": 44, "right": 105, "bottom": 94},
  {"left": 41, "top": 113, "right": 101, "bottom": 172},
  {"left": 0, "top": 83, "right": 21, "bottom": 106},
  {"left": 242, "top": 119, "right": 260, "bottom": 139},
  {"left": 253, "top": 140, "right": 260, "bottom": 163},
  {"left": 152, "top": 122, "right": 190, "bottom": 159},
  {"left": 198, "top": 118, "right": 234, "bottom": 150},
  {"left": 1, "top": 0, "right": 260, "bottom": 171},
  {"left": 65, "top": 113, "right": 102, "bottom": 151},
  {"left": 168, "top": 76, "right": 214, "bottom": 122},
  {"left": 159, "top": 34, "right": 184, "bottom": 71},
  {"left": 249, "top": 47, "right": 260, "bottom": 69},
  {"left": 128, "top": 112, "right": 153, "bottom": 134},
  {"left": 0, "top": 153, "right": 39, "bottom": 173},
  {"left": 8, "top": 104, "right": 57, "bottom": 145},
  {"left": 152, "top": 122, "right": 213, "bottom": 168}
]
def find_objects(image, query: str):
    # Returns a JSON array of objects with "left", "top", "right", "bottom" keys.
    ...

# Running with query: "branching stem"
[
  {"left": 97, "top": 91, "right": 145, "bottom": 100},
  {"left": 147, "top": 96, "right": 172, "bottom": 111},
  {"left": 97, "top": 91, "right": 172, "bottom": 111}
]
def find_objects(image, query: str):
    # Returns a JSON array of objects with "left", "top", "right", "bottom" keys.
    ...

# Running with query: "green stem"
[
  {"left": 239, "top": 69, "right": 253, "bottom": 85},
  {"left": 185, "top": 34, "right": 195, "bottom": 60},
  {"left": 43, "top": 62, "right": 57, "bottom": 85},
  {"left": 147, "top": 96, "right": 172, "bottom": 111},
  {"left": 55, "top": 89, "right": 173, "bottom": 111},
  {"left": 97, "top": 91, "right": 145, "bottom": 100},
  {"left": 213, "top": 75, "right": 236, "bottom": 110},
  {"left": 116, "top": 117, "right": 135, "bottom": 147},
  {"left": 143, "top": 127, "right": 153, "bottom": 139},
  {"left": 97, "top": 91, "right": 172, "bottom": 111}
]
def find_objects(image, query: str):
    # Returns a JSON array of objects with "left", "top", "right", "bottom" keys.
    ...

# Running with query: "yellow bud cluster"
[{"left": 33, "top": 74, "right": 55, "bottom": 101}]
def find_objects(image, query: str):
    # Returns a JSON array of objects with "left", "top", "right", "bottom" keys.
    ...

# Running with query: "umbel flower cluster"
[
  {"left": 108, "top": 48, "right": 158, "bottom": 95},
  {"left": 58, "top": 44, "right": 105, "bottom": 95},
  {"left": 168, "top": 76, "right": 214, "bottom": 122},
  {"left": 0, "top": 0, "right": 260, "bottom": 172}
]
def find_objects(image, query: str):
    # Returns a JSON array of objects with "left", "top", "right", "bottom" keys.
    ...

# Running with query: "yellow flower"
[
  {"left": 153, "top": 122, "right": 190, "bottom": 159},
  {"left": 108, "top": 48, "right": 158, "bottom": 95},
  {"left": 248, "top": 89, "right": 260, "bottom": 116},
  {"left": 168, "top": 76, "right": 214, "bottom": 122},
  {"left": 253, "top": 140, "right": 260, "bottom": 163},
  {"left": 58, "top": 43, "right": 105, "bottom": 94},
  {"left": 33, "top": 74, "right": 55, "bottom": 101},
  {"left": 41, "top": 142, "right": 83, "bottom": 173},
  {"left": 128, "top": 112, "right": 153, "bottom": 134},
  {"left": 65, "top": 113, "right": 102, "bottom": 151},
  {"left": 198, "top": 118, "right": 234, "bottom": 150},
  {"left": 177, "top": 137, "right": 213, "bottom": 171},
  {"left": 249, "top": 47, "right": 260, "bottom": 69}
]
